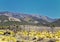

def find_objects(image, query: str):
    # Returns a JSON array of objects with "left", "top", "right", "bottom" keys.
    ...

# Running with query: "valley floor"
[
  {"left": 0, "top": 25, "right": 60, "bottom": 42},
  {"left": 0, "top": 29, "right": 60, "bottom": 42}
]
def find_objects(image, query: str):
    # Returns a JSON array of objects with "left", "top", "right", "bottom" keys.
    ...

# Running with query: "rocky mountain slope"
[{"left": 0, "top": 11, "right": 59, "bottom": 26}]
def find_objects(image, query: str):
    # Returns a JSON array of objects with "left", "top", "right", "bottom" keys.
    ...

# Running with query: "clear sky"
[{"left": 0, "top": 0, "right": 60, "bottom": 18}]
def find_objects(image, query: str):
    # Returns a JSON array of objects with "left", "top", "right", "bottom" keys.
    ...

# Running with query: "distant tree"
[
  {"left": 50, "top": 24, "right": 55, "bottom": 33},
  {"left": 12, "top": 24, "right": 17, "bottom": 33},
  {"left": 7, "top": 25, "right": 10, "bottom": 30},
  {"left": 16, "top": 25, "right": 19, "bottom": 31}
]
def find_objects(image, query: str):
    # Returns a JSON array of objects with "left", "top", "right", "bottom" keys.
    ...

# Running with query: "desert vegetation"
[{"left": 0, "top": 25, "right": 60, "bottom": 42}]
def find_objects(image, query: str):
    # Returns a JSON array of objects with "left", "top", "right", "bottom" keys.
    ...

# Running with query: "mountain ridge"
[{"left": 0, "top": 11, "right": 59, "bottom": 26}]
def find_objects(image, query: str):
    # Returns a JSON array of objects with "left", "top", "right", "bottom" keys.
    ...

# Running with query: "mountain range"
[{"left": 0, "top": 11, "right": 59, "bottom": 26}]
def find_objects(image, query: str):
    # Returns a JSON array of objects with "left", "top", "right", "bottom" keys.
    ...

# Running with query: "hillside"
[
  {"left": 51, "top": 19, "right": 60, "bottom": 27},
  {"left": 0, "top": 11, "right": 59, "bottom": 26}
]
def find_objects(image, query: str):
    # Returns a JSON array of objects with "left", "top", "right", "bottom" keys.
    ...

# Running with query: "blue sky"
[{"left": 0, "top": 0, "right": 60, "bottom": 18}]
